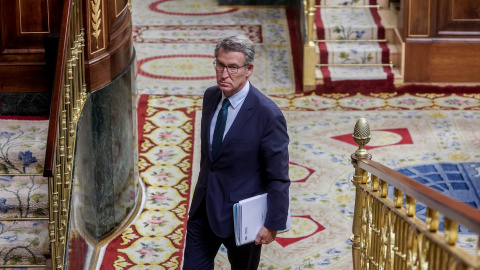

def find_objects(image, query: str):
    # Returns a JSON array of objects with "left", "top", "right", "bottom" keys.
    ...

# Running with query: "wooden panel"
[
  {"left": 407, "top": 0, "right": 431, "bottom": 37},
  {"left": 116, "top": 0, "right": 128, "bottom": 16},
  {"left": 397, "top": 0, "right": 405, "bottom": 40},
  {"left": 84, "top": 1, "right": 133, "bottom": 92},
  {"left": 19, "top": 0, "right": 49, "bottom": 33},
  {"left": 110, "top": 2, "right": 129, "bottom": 40},
  {"left": 0, "top": 0, "right": 62, "bottom": 93},
  {"left": 452, "top": 0, "right": 480, "bottom": 19},
  {"left": 0, "top": 0, "right": 133, "bottom": 93},
  {"left": 87, "top": 0, "right": 107, "bottom": 56},
  {"left": 85, "top": 29, "right": 133, "bottom": 91},
  {"left": 0, "top": 0, "right": 62, "bottom": 55},
  {"left": 404, "top": 42, "right": 480, "bottom": 83},
  {"left": 429, "top": 43, "right": 480, "bottom": 81},
  {"left": 437, "top": 0, "right": 480, "bottom": 35},
  {"left": 404, "top": 43, "right": 431, "bottom": 82},
  {"left": 0, "top": 66, "right": 48, "bottom": 92}
]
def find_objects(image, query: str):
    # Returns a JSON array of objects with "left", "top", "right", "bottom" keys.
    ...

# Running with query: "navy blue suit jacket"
[{"left": 189, "top": 84, "right": 290, "bottom": 238}]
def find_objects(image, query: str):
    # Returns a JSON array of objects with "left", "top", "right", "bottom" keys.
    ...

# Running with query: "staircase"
[
  {"left": 0, "top": 118, "right": 50, "bottom": 267},
  {"left": 303, "top": 0, "right": 405, "bottom": 91},
  {"left": 0, "top": 0, "right": 86, "bottom": 268}
]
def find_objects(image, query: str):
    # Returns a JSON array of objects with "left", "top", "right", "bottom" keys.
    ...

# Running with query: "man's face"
[{"left": 215, "top": 47, "right": 254, "bottom": 98}]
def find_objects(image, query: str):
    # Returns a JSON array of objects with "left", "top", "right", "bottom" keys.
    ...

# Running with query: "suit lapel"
[
  {"left": 203, "top": 89, "right": 222, "bottom": 162},
  {"left": 212, "top": 86, "right": 257, "bottom": 162}
]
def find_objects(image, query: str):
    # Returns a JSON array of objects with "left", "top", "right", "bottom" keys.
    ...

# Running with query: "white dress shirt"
[{"left": 209, "top": 81, "right": 250, "bottom": 151}]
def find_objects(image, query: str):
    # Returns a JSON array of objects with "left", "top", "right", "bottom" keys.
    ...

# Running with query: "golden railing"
[
  {"left": 43, "top": 0, "right": 86, "bottom": 268},
  {"left": 303, "top": 0, "right": 316, "bottom": 91},
  {"left": 350, "top": 118, "right": 480, "bottom": 270}
]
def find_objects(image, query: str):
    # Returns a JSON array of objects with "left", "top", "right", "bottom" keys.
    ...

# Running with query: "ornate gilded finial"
[{"left": 353, "top": 118, "right": 371, "bottom": 158}]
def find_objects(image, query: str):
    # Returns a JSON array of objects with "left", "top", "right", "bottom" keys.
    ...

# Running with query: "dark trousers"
[{"left": 183, "top": 199, "right": 262, "bottom": 270}]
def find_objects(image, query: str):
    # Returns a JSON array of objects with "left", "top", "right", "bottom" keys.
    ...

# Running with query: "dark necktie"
[{"left": 212, "top": 98, "right": 230, "bottom": 156}]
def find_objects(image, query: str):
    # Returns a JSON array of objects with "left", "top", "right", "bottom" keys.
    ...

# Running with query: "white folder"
[{"left": 233, "top": 193, "right": 291, "bottom": 246}]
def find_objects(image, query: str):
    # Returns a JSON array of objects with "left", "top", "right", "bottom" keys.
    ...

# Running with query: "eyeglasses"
[{"left": 213, "top": 60, "right": 248, "bottom": 75}]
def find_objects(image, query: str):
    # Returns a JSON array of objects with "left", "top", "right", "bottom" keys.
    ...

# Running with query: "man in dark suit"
[{"left": 183, "top": 35, "right": 290, "bottom": 270}]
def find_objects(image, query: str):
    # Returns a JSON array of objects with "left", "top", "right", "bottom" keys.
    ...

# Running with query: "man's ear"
[{"left": 246, "top": 63, "right": 254, "bottom": 77}]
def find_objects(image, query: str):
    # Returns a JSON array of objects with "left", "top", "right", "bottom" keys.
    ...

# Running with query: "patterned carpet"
[
  {"left": 0, "top": 117, "right": 50, "bottom": 266},
  {"left": 96, "top": 0, "right": 480, "bottom": 269},
  {"left": 134, "top": 0, "right": 297, "bottom": 95},
  {"left": 99, "top": 92, "right": 480, "bottom": 269}
]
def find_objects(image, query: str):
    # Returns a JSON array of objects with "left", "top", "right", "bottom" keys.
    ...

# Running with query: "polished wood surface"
[
  {"left": 44, "top": 0, "right": 71, "bottom": 178},
  {"left": 0, "top": 66, "right": 48, "bottom": 92},
  {"left": 405, "top": 0, "right": 431, "bottom": 37},
  {"left": 0, "top": 0, "right": 62, "bottom": 93},
  {"left": 0, "top": 0, "right": 62, "bottom": 54},
  {"left": 401, "top": 0, "right": 480, "bottom": 83},
  {"left": 437, "top": 0, "right": 480, "bottom": 36},
  {"left": 404, "top": 42, "right": 480, "bottom": 83},
  {"left": 83, "top": 0, "right": 133, "bottom": 91},
  {"left": 403, "top": 0, "right": 480, "bottom": 39},
  {"left": 0, "top": 0, "right": 133, "bottom": 93}
]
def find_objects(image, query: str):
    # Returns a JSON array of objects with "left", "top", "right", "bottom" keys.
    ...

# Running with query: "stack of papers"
[{"left": 233, "top": 193, "right": 291, "bottom": 246}]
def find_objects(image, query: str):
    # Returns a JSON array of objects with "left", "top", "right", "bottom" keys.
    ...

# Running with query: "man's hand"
[{"left": 255, "top": 226, "right": 277, "bottom": 245}]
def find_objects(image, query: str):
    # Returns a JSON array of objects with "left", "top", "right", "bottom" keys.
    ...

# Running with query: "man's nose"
[{"left": 221, "top": 67, "right": 230, "bottom": 78}]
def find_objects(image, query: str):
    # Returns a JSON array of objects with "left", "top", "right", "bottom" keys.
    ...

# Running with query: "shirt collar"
[{"left": 222, "top": 81, "right": 250, "bottom": 109}]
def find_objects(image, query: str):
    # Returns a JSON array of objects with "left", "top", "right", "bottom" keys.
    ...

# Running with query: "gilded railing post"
[
  {"left": 303, "top": 0, "right": 316, "bottom": 91},
  {"left": 351, "top": 118, "right": 372, "bottom": 270}
]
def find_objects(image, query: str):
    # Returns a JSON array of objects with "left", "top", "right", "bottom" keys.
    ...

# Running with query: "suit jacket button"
[{"left": 210, "top": 167, "right": 214, "bottom": 172}]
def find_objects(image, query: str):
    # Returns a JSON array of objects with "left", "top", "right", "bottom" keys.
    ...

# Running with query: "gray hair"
[{"left": 214, "top": 35, "right": 255, "bottom": 66}]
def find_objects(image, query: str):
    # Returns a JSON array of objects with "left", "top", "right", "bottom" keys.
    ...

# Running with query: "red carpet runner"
[{"left": 315, "top": 0, "right": 394, "bottom": 93}]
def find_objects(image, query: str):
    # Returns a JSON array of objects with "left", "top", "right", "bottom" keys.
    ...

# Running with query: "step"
[
  {"left": 378, "top": 0, "right": 389, "bottom": 9},
  {"left": 0, "top": 220, "right": 50, "bottom": 267},
  {"left": 0, "top": 119, "right": 48, "bottom": 175},
  {"left": 378, "top": 7, "right": 404, "bottom": 75},
  {"left": 0, "top": 117, "right": 50, "bottom": 268},
  {"left": 318, "top": 0, "right": 385, "bottom": 6},
  {"left": 388, "top": 42, "right": 400, "bottom": 69},
  {"left": 0, "top": 175, "right": 49, "bottom": 219},
  {"left": 319, "top": 41, "right": 388, "bottom": 65},
  {"left": 392, "top": 66, "right": 404, "bottom": 85},
  {"left": 315, "top": 41, "right": 399, "bottom": 71},
  {"left": 316, "top": 7, "right": 385, "bottom": 41},
  {"left": 0, "top": 93, "right": 51, "bottom": 116},
  {"left": 315, "top": 65, "right": 404, "bottom": 85},
  {"left": 378, "top": 7, "right": 398, "bottom": 29}
]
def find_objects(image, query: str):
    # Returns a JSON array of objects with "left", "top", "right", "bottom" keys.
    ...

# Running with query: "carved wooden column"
[
  {"left": 82, "top": 0, "right": 133, "bottom": 91},
  {"left": 64, "top": 1, "right": 139, "bottom": 268}
]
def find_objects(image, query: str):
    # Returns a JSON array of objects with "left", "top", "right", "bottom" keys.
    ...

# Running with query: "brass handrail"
[
  {"left": 353, "top": 159, "right": 480, "bottom": 234},
  {"left": 315, "top": 39, "right": 387, "bottom": 42},
  {"left": 0, "top": 265, "right": 48, "bottom": 268},
  {"left": 0, "top": 173, "right": 44, "bottom": 176},
  {"left": 350, "top": 118, "right": 480, "bottom": 269},
  {"left": 317, "top": 62, "right": 394, "bottom": 68},
  {"left": 315, "top": 5, "right": 381, "bottom": 9},
  {"left": 42, "top": 0, "right": 86, "bottom": 269},
  {"left": 303, "top": 0, "right": 316, "bottom": 91},
  {"left": 0, "top": 217, "right": 49, "bottom": 221}
]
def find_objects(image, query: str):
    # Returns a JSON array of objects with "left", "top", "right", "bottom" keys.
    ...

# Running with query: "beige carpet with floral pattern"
[{"left": 96, "top": 0, "right": 480, "bottom": 269}]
